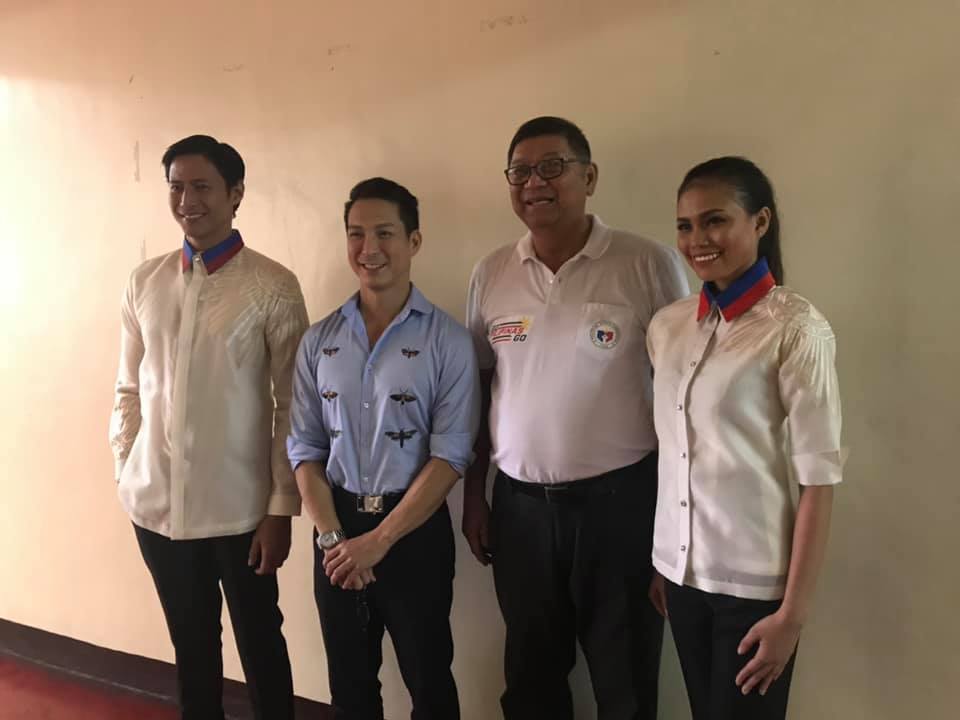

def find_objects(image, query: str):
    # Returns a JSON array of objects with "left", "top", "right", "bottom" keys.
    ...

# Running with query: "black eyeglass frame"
[{"left": 503, "top": 157, "right": 588, "bottom": 186}]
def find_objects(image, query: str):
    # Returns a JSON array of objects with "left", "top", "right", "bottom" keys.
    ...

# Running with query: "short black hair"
[
  {"left": 161, "top": 135, "right": 245, "bottom": 212},
  {"left": 678, "top": 156, "right": 784, "bottom": 285},
  {"left": 343, "top": 177, "right": 420, "bottom": 234},
  {"left": 507, "top": 116, "right": 592, "bottom": 164}
]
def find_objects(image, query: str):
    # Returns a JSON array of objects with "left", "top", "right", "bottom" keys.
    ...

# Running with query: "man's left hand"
[
  {"left": 323, "top": 531, "right": 390, "bottom": 587},
  {"left": 248, "top": 515, "right": 292, "bottom": 575}
]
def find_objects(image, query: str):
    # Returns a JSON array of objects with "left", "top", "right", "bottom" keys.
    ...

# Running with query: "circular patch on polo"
[{"left": 590, "top": 320, "right": 620, "bottom": 349}]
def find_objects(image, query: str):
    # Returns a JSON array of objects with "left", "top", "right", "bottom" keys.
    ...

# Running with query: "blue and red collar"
[
  {"left": 181, "top": 230, "right": 244, "bottom": 274},
  {"left": 697, "top": 257, "right": 776, "bottom": 321}
]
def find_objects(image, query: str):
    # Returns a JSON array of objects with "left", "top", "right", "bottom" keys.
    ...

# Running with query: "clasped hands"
[{"left": 322, "top": 529, "right": 390, "bottom": 590}]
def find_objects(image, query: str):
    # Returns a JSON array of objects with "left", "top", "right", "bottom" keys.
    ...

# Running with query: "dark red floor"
[{"left": 0, "top": 656, "right": 178, "bottom": 719}]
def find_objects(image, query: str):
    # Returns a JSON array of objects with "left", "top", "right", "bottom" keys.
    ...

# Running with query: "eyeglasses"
[{"left": 504, "top": 157, "right": 586, "bottom": 186}]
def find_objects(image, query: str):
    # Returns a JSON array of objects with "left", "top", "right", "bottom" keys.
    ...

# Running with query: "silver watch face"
[{"left": 319, "top": 530, "right": 343, "bottom": 549}]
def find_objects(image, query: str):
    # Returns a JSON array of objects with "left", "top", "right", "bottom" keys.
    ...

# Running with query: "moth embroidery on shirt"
[
  {"left": 401, "top": 348, "right": 420, "bottom": 358},
  {"left": 385, "top": 429, "right": 417, "bottom": 447},
  {"left": 321, "top": 390, "right": 338, "bottom": 401},
  {"left": 329, "top": 429, "right": 342, "bottom": 438},
  {"left": 389, "top": 392, "right": 417, "bottom": 405},
  {"left": 321, "top": 347, "right": 340, "bottom": 357}
]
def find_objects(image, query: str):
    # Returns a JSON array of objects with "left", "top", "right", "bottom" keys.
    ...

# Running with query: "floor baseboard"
[{"left": 0, "top": 617, "right": 331, "bottom": 719}]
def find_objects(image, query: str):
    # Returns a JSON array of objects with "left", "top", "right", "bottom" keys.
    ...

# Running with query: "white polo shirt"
[
  {"left": 647, "top": 272, "right": 845, "bottom": 601},
  {"left": 467, "top": 216, "right": 689, "bottom": 484},
  {"left": 109, "top": 235, "right": 309, "bottom": 540}
]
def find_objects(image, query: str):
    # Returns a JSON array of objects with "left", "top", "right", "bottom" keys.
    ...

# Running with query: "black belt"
[
  {"left": 500, "top": 454, "right": 655, "bottom": 503},
  {"left": 332, "top": 484, "right": 405, "bottom": 515}
]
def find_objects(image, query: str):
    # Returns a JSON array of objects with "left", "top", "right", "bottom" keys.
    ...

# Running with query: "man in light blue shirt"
[{"left": 288, "top": 177, "right": 480, "bottom": 720}]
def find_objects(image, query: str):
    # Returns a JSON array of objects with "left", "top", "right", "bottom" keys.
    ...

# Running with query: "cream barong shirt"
[
  {"left": 648, "top": 261, "right": 845, "bottom": 601},
  {"left": 109, "top": 232, "right": 309, "bottom": 540}
]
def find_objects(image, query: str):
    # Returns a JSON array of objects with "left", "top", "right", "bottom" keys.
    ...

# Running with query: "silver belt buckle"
[{"left": 357, "top": 495, "right": 385, "bottom": 514}]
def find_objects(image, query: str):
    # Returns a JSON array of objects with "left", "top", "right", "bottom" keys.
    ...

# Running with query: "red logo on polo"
[{"left": 490, "top": 316, "right": 532, "bottom": 345}]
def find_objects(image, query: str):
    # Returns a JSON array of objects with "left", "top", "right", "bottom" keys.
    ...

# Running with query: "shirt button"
[
  {"left": 680, "top": 545, "right": 687, "bottom": 552},
  {"left": 681, "top": 452, "right": 687, "bottom": 459},
  {"left": 690, "top": 361, "right": 697, "bottom": 367},
  {"left": 680, "top": 500, "right": 687, "bottom": 507},
  {"left": 363, "top": 402, "right": 370, "bottom": 409},
  {"left": 363, "top": 475, "right": 369, "bottom": 481},
  {"left": 676, "top": 404, "right": 683, "bottom": 411}
]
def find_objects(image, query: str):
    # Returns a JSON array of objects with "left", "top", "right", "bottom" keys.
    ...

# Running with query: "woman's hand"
[{"left": 735, "top": 610, "right": 801, "bottom": 696}]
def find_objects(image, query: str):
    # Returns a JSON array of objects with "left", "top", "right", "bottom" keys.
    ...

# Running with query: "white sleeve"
[
  {"left": 465, "top": 261, "right": 495, "bottom": 371},
  {"left": 108, "top": 275, "right": 143, "bottom": 481},
  {"left": 778, "top": 307, "right": 846, "bottom": 487}
]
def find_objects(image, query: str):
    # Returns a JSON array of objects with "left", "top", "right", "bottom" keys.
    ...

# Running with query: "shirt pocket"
[{"left": 574, "top": 302, "right": 639, "bottom": 361}]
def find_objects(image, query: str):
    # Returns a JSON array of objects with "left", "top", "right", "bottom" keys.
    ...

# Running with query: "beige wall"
[{"left": 1, "top": 1, "right": 957, "bottom": 717}]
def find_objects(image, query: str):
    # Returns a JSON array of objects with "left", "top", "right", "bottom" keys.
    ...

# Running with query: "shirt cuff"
[
  {"left": 791, "top": 448, "right": 848, "bottom": 486},
  {"left": 429, "top": 433, "right": 474, "bottom": 477},
  {"left": 286, "top": 438, "right": 330, "bottom": 473},
  {"left": 266, "top": 492, "right": 302, "bottom": 516}
]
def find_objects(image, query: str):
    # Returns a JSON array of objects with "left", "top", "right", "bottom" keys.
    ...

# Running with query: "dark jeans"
[
  {"left": 134, "top": 523, "right": 294, "bottom": 720},
  {"left": 314, "top": 487, "right": 458, "bottom": 720},
  {"left": 491, "top": 454, "right": 664, "bottom": 720},
  {"left": 665, "top": 581, "right": 797, "bottom": 720}
]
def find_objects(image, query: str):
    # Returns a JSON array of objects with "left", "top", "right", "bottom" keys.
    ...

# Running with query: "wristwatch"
[{"left": 317, "top": 528, "right": 346, "bottom": 550}]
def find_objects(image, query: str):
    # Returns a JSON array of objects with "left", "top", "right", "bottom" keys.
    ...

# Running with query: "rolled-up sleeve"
[
  {"left": 286, "top": 326, "right": 331, "bottom": 472},
  {"left": 429, "top": 324, "right": 481, "bottom": 476},
  {"left": 778, "top": 312, "right": 846, "bottom": 487}
]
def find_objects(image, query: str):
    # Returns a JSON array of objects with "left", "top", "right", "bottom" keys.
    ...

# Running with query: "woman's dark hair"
[
  {"left": 678, "top": 156, "right": 784, "bottom": 284},
  {"left": 344, "top": 177, "right": 419, "bottom": 234}
]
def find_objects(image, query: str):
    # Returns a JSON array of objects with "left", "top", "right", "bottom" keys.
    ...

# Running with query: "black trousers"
[
  {"left": 134, "top": 524, "right": 294, "bottom": 720},
  {"left": 313, "top": 487, "right": 458, "bottom": 720},
  {"left": 665, "top": 581, "right": 797, "bottom": 720},
  {"left": 491, "top": 454, "right": 664, "bottom": 720}
]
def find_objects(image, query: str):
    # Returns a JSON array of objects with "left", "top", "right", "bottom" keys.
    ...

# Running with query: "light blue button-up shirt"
[{"left": 287, "top": 285, "right": 480, "bottom": 495}]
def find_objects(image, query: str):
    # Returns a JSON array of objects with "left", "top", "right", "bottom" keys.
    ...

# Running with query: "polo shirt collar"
[{"left": 518, "top": 215, "right": 612, "bottom": 263}]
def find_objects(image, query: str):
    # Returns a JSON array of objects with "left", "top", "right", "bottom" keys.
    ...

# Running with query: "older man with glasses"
[{"left": 463, "top": 116, "right": 690, "bottom": 720}]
